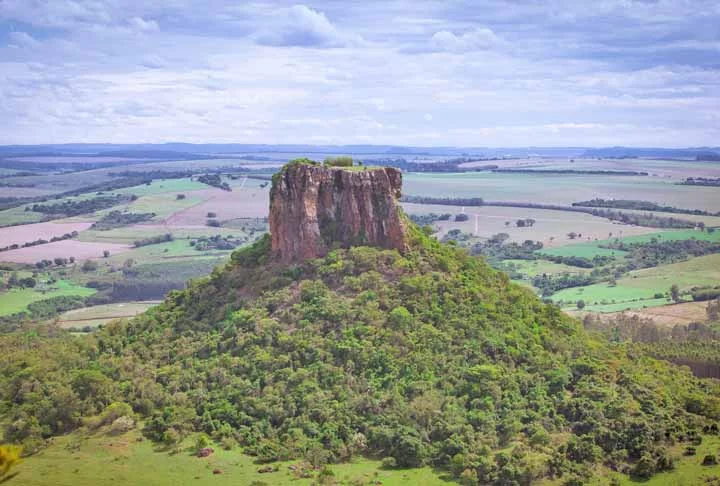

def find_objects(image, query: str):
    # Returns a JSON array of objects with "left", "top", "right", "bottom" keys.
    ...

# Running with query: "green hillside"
[{"left": 3, "top": 222, "right": 720, "bottom": 484}]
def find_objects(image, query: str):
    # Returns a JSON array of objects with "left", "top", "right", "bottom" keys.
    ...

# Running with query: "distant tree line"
[
  {"left": 601, "top": 238, "right": 720, "bottom": 270},
  {"left": 402, "top": 194, "right": 698, "bottom": 228},
  {"left": 400, "top": 195, "right": 485, "bottom": 206},
  {"left": 573, "top": 198, "right": 719, "bottom": 216},
  {"left": 533, "top": 273, "right": 595, "bottom": 297},
  {"left": 197, "top": 174, "right": 231, "bottom": 191},
  {"left": 0, "top": 231, "right": 79, "bottom": 253},
  {"left": 680, "top": 177, "right": 720, "bottom": 187},
  {"left": 29, "top": 195, "right": 134, "bottom": 217},
  {"left": 492, "top": 169, "right": 648, "bottom": 176},
  {"left": 360, "top": 157, "right": 499, "bottom": 172},
  {"left": 191, "top": 234, "right": 244, "bottom": 251},
  {"left": 91, "top": 211, "right": 155, "bottom": 230},
  {"left": 134, "top": 233, "right": 174, "bottom": 248}
]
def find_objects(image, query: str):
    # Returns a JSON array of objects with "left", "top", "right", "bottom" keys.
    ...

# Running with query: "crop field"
[
  {"left": 114, "top": 178, "right": 209, "bottom": 196},
  {"left": 402, "top": 172, "right": 720, "bottom": 212},
  {"left": 601, "top": 301, "right": 710, "bottom": 327},
  {"left": 0, "top": 221, "right": 94, "bottom": 248},
  {"left": 458, "top": 157, "right": 720, "bottom": 180},
  {"left": 402, "top": 202, "right": 653, "bottom": 247},
  {"left": 56, "top": 301, "right": 160, "bottom": 328},
  {"left": 0, "top": 239, "right": 132, "bottom": 264},
  {"left": 0, "top": 279, "right": 96, "bottom": 316},
  {"left": 552, "top": 254, "right": 720, "bottom": 310},
  {"left": 104, "top": 239, "right": 231, "bottom": 266},
  {"left": 164, "top": 185, "right": 270, "bottom": 226},
  {"left": 77, "top": 225, "right": 241, "bottom": 244}
]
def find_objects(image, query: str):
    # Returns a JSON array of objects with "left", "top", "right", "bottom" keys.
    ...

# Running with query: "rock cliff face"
[{"left": 269, "top": 163, "right": 408, "bottom": 263}]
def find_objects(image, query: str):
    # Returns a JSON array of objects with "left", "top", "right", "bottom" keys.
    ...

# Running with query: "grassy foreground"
[
  {"left": 11, "top": 429, "right": 720, "bottom": 486},
  {"left": 9, "top": 429, "right": 454, "bottom": 486}
]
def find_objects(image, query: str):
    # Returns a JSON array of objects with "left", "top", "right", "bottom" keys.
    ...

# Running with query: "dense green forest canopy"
[{"left": 2, "top": 222, "right": 720, "bottom": 484}]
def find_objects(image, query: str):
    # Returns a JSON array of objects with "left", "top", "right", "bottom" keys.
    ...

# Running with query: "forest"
[{"left": 3, "top": 224, "right": 720, "bottom": 485}]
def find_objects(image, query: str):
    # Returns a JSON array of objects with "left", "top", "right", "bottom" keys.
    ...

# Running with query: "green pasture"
[
  {"left": 501, "top": 259, "right": 590, "bottom": 277},
  {"left": 0, "top": 206, "right": 47, "bottom": 227},
  {"left": 10, "top": 429, "right": 453, "bottom": 486},
  {"left": 539, "top": 243, "right": 626, "bottom": 259},
  {"left": 78, "top": 226, "right": 241, "bottom": 244},
  {"left": 57, "top": 301, "right": 159, "bottom": 329},
  {"left": 552, "top": 254, "right": 720, "bottom": 310},
  {"left": 0, "top": 279, "right": 96, "bottom": 316},
  {"left": 114, "top": 178, "right": 208, "bottom": 197},
  {"left": 125, "top": 193, "right": 206, "bottom": 220}
]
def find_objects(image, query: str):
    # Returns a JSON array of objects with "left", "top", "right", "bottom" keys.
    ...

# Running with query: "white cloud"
[
  {"left": 8, "top": 32, "right": 40, "bottom": 48},
  {"left": 429, "top": 28, "right": 503, "bottom": 53},
  {"left": 128, "top": 16, "right": 159, "bottom": 32},
  {"left": 254, "top": 5, "right": 362, "bottom": 48}
]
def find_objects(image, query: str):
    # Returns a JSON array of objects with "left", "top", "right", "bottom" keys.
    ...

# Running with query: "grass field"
[
  {"left": 403, "top": 172, "right": 720, "bottom": 212},
  {"left": 9, "top": 429, "right": 453, "bottom": 486},
  {"left": 0, "top": 205, "right": 47, "bottom": 227},
  {"left": 56, "top": 301, "right": 160, "bottom": 328},
  {"left": 501, "top": 259, "right": 591, "bottom": 277},
  {"left": 539, "top": 242, "right": 627, "bottom": 259},
  {"left": 78, "top": 225, "right": 242, "bottom": 244},
  {"left": 113, "top": 178, "right": 209, "bottom": 196},
  {"left": 11, "top": 427, "right": 720, "bottom": 486},
  {"left": 403, "top": 202, "right": 653, "bottom": 248},
  {"left": 0, "top": 280, "right": 96, "bottom": 316},
  {"left": 552, "top": 254, "right": 720, "bottom": 311}
]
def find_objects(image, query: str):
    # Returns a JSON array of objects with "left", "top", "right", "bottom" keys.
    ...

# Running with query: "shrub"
[
  {"left": 631, "top": 454, "right": 656, "bottom": 478},
  {"left": 323, "top": 156, "right": 353, "bottom": 167},
  {"left": 702, "top": 454, "right": 717, "bottom": 465},
  {"left": 81, "top": 260, "right": 99, "bottom": 272},
  {"left": 455, "top": 213, "right": 470, "bottom": 222},
  {"left": 0, "top": 444, "right": 23, "bottom": 478},
  {"left": 101, "top": 402, "right": 133, "bottom": 425},
  {"left": 381, "top": 457, "right": 397, "bottom": 469}
]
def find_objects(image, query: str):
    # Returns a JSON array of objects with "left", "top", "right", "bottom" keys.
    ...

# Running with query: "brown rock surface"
[{"left": 269, "top": 163, "right": 408, "bottom": 263}]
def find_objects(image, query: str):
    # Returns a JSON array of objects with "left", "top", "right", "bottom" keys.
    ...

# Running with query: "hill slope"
[{"left": 4, "top": 224, "right": 720, "bottom": 484}]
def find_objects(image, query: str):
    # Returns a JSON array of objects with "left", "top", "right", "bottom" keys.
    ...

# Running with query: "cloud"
[
  {"left": 8, "top": 31, "right": 40, "bottom": 48},
  {"left": 128, "top": 16, "right": 159, "bottom": 32},
  {"left": 428, "top": 28, "right": 503, "bottom": 53},
  {"left": 254, "top": 4, "right": 362, "bottom": 48},
  {"left": 0, "top": 1, "right": 718, "bottom": 146}
]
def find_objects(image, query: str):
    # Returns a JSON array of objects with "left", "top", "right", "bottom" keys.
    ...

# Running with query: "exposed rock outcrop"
[{"left": 269, "top": 162, "right": 408, "bottom": 263}]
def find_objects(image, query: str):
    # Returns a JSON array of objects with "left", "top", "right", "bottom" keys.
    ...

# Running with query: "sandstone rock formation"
[{"left": 269, "top": 162, "right": 408, "bottom": 263}]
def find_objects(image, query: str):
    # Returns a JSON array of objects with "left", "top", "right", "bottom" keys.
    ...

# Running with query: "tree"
[
  {"left": 103, "top": 250, "right": 110, "bottom": 258},
  {"left": 567, "top": 232, "right": 578, "bottom": 240},
  {"left": 176, "top": 194, "right": 186, "bottom": 200},
  {"left": 81, "top": 260, "right": 99, "bottom": 272},
  {"left": 670, "top": 284, "right": 680, "bottom": 303},
  {"left": 323, "top": 156, "right": 353, "bottom": 167},
  {"left": 576, "top": 300, "right": 586, "bottom": 310}
]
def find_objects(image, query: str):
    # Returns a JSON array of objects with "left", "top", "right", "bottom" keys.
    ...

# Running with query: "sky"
[{"left": 0, "top": 0, "right": 719, "bottom": 147}]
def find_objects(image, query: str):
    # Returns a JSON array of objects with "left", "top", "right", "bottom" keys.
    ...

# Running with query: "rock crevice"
[{"left": 269, "top": 163, "right": 408, "bottom": 263}]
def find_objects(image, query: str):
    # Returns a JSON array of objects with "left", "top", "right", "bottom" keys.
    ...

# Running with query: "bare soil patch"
[
  {"left": 163, "top": 187, "right": 269, "bottom": 226},
  {"left": 0, "top": 239, "right": 131, "bottom": 263},
  {"left": 0, "top": 221, "right": 94, "bottom": 248}
]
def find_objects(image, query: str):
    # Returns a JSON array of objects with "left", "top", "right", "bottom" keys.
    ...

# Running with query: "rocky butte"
[{"left": 269, "top": 161, "right": 408, "bottom": 263}]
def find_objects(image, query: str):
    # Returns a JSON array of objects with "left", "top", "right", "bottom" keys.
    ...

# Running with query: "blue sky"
[{"left": 0, "top": 0, "right": 718, "bottom": 146}]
